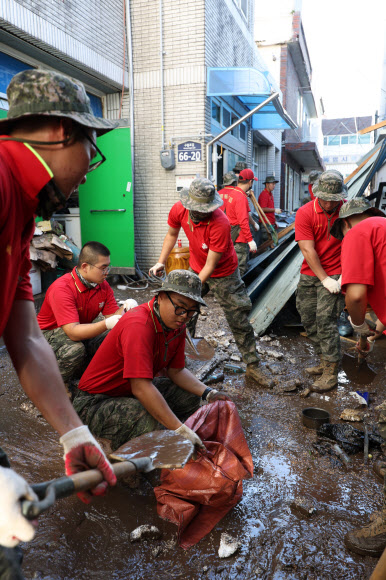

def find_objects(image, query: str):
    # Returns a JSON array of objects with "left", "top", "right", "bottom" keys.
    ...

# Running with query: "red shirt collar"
[
  {"left": 70, "top": 268, "right": 88, "bottom": 293},
  {"left": 0, "top": 138, "right": 53, "bottom": 211},
  {"left": 234, "top": 186, "right": 249, "bottom": 198}
]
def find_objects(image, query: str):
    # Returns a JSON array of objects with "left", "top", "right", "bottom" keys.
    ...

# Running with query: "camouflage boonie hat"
[
  {"left": 154, "top": 269, "right": 207, "bottom": 307},
  {"left": 309, "top": 170, "right": 322, "bottom": 184},
  {"left": 312, "top": 170, "right": 345, "bottom": 201},
  {"left": 0, "top": 69, "right": 118, "bottom": 136},
  {"left": 330, "top": 198, "right": 386, "bottom": 240},
  {"left": 180, "top": 178, "right": 223, "bottom": 212},
  {"left": 222, "top": 171, "right": 238, "bottom": 186},
  {"left": 264, "top": 176, "right": 279, "bottom": 184},
  {"left": 233, "top": 161, "right": 248, "bottom": 172}
]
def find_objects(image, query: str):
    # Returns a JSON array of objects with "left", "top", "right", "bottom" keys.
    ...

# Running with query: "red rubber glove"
[{"left": 60, "top": 426, "right": 117, "bottom": 504}]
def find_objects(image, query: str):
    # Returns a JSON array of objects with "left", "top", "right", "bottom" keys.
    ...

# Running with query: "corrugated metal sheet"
[{"left": 0, "top": 1, "right": 128, "bottom": 87}]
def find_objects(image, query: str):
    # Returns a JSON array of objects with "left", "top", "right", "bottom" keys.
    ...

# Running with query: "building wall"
[
  {"left": 131, "top": 0, "right": 207, "bottom": 269},
  {"left": 0, "top": 0, "right": 127, "bottom": 88}
]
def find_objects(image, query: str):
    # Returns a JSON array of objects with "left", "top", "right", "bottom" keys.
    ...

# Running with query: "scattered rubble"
[
  {"left": 130, "top": 525, "right": 162, "bottom": 542},
  {"left": 290, "top": 496, "right": 317, "bottom": 518},
  {"left": 218, "top": 533, "right": 241, "bottom": 558},
  {"left": 230, "top": 354, "right": 242, "bottom": 362},
  {"left": 260, "top": 335, "right": 272, "bottom": 342},
  {"left": 340, "top": 409, "right": 364, "bottom": 422}
]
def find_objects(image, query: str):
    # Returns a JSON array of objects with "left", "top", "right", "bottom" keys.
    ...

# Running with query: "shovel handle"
[
  {"left": 358, "top": 334, "right": 368, "bottom": 363},
  {"left": 23, "top": 458, "right": 149, "bottom": 519}
]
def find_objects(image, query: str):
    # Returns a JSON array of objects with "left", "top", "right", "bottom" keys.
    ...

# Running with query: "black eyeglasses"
[
  {"left": 80, "top": 129, "right": 106, "bottom": 173},
  {"left": 86, "top": 262, "right": 111, "bottom": 274},
  {"left": 166, "top": 292, "right": 200, "bottom": 319}
]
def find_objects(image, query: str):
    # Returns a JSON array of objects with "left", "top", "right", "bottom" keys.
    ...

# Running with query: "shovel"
[
  {"left": 342, "top": 333, "right": 377, "bottom": 385},
  {"left": 250, "top": 192, "right": 279, "bottom": 246},
  {"left": 185, "top": 328, "right": 215, "bottom": 361},
  {"left": 22, "top": 430, "right": 194, "bottom": 520}
]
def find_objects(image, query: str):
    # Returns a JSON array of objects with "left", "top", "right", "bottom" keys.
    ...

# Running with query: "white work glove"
[
  {"left": 206, "top": 389, "right": 232, "bottom": 403},
  {"left": 0, "top": 467, "right": 38, "bottom": 547},
  {"left": 175, "top": 424, "right": 205, "bottom": 449},
  {"left": 60, "top": 425, "right": 116, "bottom": 504},
  {"left": 149, "top": 262, "right": 165, "bottom": 277},
  {"left": 122, "top": 298, "right": 138, "bottom": 312},
  {"left": 321, "top": 276, "right": 341, "bottom": 294},
  {"left": 105, "top": 314, "right": 122, "bottom": 330},
  {"left": 348, "top": 316, "right": 373, "bottom": 335},
  {"left": 252, "top": 221, "right": 260, "bottom": 232},
  {"left": 248, "top": 240, "right": 257, "bottom": 253},
  {"left": 275, "top": 208, "right": 282, "bottom": 214}
]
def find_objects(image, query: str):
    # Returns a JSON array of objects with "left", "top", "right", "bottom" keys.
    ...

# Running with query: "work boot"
[
  {"left": 311, "top": 361, "right": 339, "bottom": 393},
  {"left": 345, "top": 507, "right": 386, "bottom": 557},
  {"left": 245, "top": 364, "right": 273, "bottom": 388},
  {"left": 305, "top": 359, "right": 324, "bottom": 376}
]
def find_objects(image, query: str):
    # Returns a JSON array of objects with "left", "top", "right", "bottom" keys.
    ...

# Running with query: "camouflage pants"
[
  {"left": 296, "top": 274, "right": 345, "bottom": 362},
  {"left": 0, "top": 447, "right": 24, "bottom": 580},
  {"left": 188, "top": 267, "right": 259, "bottom": 366},
  {"left": 73, "top": 377, "right": 201, "bottom": 451},
  {"left": 234, "top": 243, "right": 249, "bottom": 277},
  {"left": 42, "top": 327, "right": 109, "bottom": 383}
]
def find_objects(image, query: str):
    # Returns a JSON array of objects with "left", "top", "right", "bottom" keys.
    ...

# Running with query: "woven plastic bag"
[{"left": 154, "top": 400, "right": 253, "bottom": 549}]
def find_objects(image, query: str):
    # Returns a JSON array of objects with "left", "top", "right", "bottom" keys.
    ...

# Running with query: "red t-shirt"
[
  {"left": 218, "top": 186, "right": 235, "bottom": 214},
  {"left": 78, "top": 297, "right": 186, "bottom": 396},
  {"left": 225, "top": 186, "right": 252, "bottom": 243},
  {"left": 295, "top": 199, "right": 343, "bottom": 276},
  {"left": 308, "top": 184, "right": 315, "bottom": 201},
  {"left": 341, "top": 217, "right": 386, "bottom": 326},
  {"left": 168, "top": 201, "right": 238, "bottom": 277},
  {"left": 258, "top": 188, "right": 276, "bottom": 226},
  {"left": 0, "top": 139, "right": 52, "bottom": 337},
  {"left": 37, "top": 268, "right": 118, "bottom": 330}
]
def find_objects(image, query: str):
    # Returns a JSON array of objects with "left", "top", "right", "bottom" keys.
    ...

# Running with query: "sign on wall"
[{"left": 177, "top": 141, "right": 202, "bottom": 162}]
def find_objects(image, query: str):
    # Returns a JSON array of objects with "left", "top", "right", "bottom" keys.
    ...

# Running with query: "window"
[
  {"left": 358, "top": 134, "right": 371, "bottom": 144},
  {"left": 211, "top": 100, "right": 221, "bottom": 123},
  {"left": 348, "top": 135, "right": 357, "bottom": 144},
  {"left": 328, "top": 136, "right": 340, "bottom": 146},
  {"left": 231, "top": 114, "right": 239, "bottom": 137},
  {"left": 341, "top": 135, "right": 349, "bottom": 145},
  {"left": 323, "top": 136, "right": 328, "bottom": 146},
  {"left": 222, "top": 107, "right": 231, "bottom": 128},
  {"left": 240, "top": 123, "right": 246, "bottom": 141}
]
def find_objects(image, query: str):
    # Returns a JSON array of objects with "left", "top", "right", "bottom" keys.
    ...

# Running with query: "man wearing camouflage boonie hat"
[
  {"left": 218, "top": 171, "right": 238, "bottom": 213},
  {"left": 73, "top": 270, "right": 231, "bottom": 451},
  {"left": 329, "top": 198, "right": 386, "bottom": 558},
  {"left": 308, "top": 170, "right": 322, "bottom": 200},
  {"left": 294, "top": 170, "right": 346, "bottom": 393},
  {"left": 233, "top": 161, "right": 248, "bottom": 174},
  {"left": 258, "top": 176, "right": 281, "bottom": 242},
  {"left": 150, "top": 178, "right": 273, "bottom": 388},
  {"left": 0, "top": 68, "right": 118, "bottom": 569}
]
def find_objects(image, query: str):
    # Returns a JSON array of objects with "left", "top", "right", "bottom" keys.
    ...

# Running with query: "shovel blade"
[
  {"left": 341, "top": 352, "right": 377, "bottom": 385},
  {"left": 110, "top": 430, "right": 194, "bottom": 469},
  {"left": 185, "top": 337, "right": 215, "bottom": 361}
]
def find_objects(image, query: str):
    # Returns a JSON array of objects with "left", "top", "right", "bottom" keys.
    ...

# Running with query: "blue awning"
[{"left": 207, "top": 67, "right": 297, "bottom": 131}]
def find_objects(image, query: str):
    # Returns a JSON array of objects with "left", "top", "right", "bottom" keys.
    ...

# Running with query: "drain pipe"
[
  {"left": 160, "top": 0, "right": 165, "bottom": 150},
  {"left": 125, "top": 0, "right": 135, "bottom": 196},
  {"left": 206, "top": 92, "right": 279, "bottom": 179}
]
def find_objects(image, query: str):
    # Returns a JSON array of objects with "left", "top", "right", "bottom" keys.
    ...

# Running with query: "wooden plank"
[
  {"left": 358, "top": 120, "right": 386, "bottom": 135},
  {"left": 344, "top": 145, "right": 381, "bottom": 184}
]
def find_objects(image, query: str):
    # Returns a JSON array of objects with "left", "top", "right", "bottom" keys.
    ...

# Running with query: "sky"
[{"left": 301, "top": 0, "right": 386, "bottom": 119}]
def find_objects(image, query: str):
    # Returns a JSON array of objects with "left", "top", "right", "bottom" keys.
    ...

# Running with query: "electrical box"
[{"left": 160, "top": 148, "right": 175, "bottom": 170}]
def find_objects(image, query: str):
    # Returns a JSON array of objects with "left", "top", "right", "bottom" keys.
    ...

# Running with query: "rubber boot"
[
  {"left": 311, "top": 361, "right": 339, "bottom": 393},
  {"left": 305, "top": 359, "right": 324, "bottom": 376},
  {"left": 245, "top": 364, "right": 273, "bottom": 388},
  {"left": 345, "top": 484, "right": 386, "bottom": 557}
]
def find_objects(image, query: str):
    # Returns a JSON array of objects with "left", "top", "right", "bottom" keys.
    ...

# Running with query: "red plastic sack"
[{"left": 154, "top": 401, "right": 253, "bottom": 549}]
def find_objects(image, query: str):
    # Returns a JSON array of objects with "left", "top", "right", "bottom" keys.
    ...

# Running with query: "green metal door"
[{"left": 78, "top": 127, "right": 135, "bottom": 272}]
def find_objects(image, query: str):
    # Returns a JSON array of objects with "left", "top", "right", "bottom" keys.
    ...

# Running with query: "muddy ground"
[{"left": 1, "top": 281, "right": 386, "bottom": 580}]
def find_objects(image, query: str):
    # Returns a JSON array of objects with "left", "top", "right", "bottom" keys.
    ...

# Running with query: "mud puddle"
[{"left": 1, "top": 286, "right": 386, "bottom": 579}]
